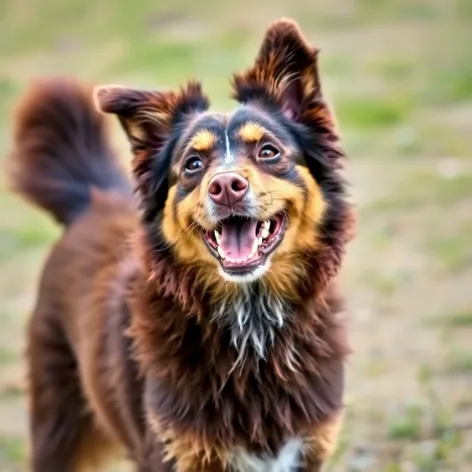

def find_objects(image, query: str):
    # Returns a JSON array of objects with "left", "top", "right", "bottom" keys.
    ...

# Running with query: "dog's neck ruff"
[{"left": 211, "top": 283, "right": 293, "bottom": 369}]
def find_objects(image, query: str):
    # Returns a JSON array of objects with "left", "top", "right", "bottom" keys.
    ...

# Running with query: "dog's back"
[{"left": 8, "top": 79, "right": 145, "bottom": 471}]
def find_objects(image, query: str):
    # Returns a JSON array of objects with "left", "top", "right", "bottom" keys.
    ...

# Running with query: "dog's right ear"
[
  {"left": 94, "top": 82, "right": 209, "bottom": 155},
  {"left": 94, "top": 82, "right": 209, "bottom": 216}
]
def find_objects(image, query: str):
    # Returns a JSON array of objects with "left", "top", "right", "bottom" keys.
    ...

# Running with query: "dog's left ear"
[{"left": 232, "top": 18, "right": 321, "bottom": 121}]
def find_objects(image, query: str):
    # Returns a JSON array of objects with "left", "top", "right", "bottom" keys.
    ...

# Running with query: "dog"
[{"left": 8, "top": 18, "right": 355, "bottom": 472}]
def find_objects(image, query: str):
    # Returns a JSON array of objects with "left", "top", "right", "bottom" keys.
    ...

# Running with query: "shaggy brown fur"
[{"left": 8, "top": 19, "right": 355, "bottom": 472}]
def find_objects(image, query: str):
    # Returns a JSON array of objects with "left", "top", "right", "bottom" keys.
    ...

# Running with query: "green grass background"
[{"left": 1, "top": 0, "right": 472, "bottom": 470}]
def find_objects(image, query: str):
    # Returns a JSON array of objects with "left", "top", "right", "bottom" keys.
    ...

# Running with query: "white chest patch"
[
  {"left": 211, "top": 285, "right": 293, "bottom": 368},
  {"left": 229, "top": 438, "right": 303, "bottom": 472}
]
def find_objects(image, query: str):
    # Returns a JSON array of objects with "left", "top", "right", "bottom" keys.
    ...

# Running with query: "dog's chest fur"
[
  {"left": 211, "top": 284, "right": 291, "bottom": 365},
  {"left": 229, "top": 437, "right": 302, "bottom": 472},
  {"left": 210, "top": 287, "right": 303, "bottom": 470}
]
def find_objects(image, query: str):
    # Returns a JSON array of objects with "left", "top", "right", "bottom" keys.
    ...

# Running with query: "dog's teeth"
[
  {"left": 251, "top": 238, "right": 259, "bottom": 255},
  {"left": 218, "top": 247, "right": 226, "bottom": 259},
  {"left": 261, "top": 228, "right": 269, "bottom": 239},
  {"left": 258, "top": 237, "right": 263, "bottom": 246},
  {"left": 263, "top": 220, "right": 271, "bottom": 231},
  {"left": 214, "top": 230, "right": 221, "bottom": 244}
]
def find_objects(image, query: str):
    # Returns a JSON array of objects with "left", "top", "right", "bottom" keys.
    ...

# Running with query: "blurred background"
[{"left": 0, "top": 0, "right": 471, "bottom": 470}]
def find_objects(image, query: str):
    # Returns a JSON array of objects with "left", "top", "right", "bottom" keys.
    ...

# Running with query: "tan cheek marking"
[
  {"left": 188, "top": 129, "right": 215, "bottom": 152},
  {"left": 253, "top": 165, "right": 326, "bottom": 296},
  {"left": 238, "top": 121, "right": 266, "bottom": 143},
  {"left": 161, "top": 184, "right": 217, "bottom": 266},
  {"left": 296, "top": 164, "right": 326, "bottom": 229},
  {"left": 161, "top": 185, "right": 179, "bottom": 244},
  {"left": 163, "top": 187, "right": 198, "bottom": 260}
]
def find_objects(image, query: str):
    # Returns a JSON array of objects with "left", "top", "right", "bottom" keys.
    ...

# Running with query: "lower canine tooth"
[
  {"left": 218, "top": 247, "right": 226, "bottom": 259},
  {"left": 261, "top": 229, "right": 269, "bottom": 239}
]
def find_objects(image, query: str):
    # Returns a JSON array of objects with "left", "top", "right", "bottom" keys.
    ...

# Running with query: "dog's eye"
[
  {"left": 184, "top": 156, "right": 203, "bottom": 173},
  {"left": 258, "top": 144, "right": 280, "bottom": 160}
]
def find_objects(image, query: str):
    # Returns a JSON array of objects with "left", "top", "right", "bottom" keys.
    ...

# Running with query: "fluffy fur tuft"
[{"left": 7, "top": 77, "right": 130, "bottom": 225}]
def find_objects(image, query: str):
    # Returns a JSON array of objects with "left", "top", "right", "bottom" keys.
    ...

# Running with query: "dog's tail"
[{"left": 7, "top": 77, "right": 131, "bottom": 226}]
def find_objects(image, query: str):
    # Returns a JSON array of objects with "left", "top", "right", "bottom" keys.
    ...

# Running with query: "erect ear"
[
  {"left": 232, "top": 18, "right": 320, "bottom": 121},
  {"left": 94, "top": 82, "right": 209, "bottom": 217}
]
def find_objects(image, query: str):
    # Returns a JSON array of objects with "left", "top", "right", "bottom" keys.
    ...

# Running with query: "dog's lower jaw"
[{"left": 218, "top": 260, "right": 270, "bottom": 284}]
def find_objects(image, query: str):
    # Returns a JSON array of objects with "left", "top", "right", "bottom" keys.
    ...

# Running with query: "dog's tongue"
[{"left": 219, "top": 219, "right": 258, "bottom": 260}]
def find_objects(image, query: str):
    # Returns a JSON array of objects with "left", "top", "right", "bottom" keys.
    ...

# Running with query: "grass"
[
  {"left": 0, "top": 348, "right": 17, "bottom": 365},
  {"left": 336, "top": 94, "right": 413, "bottom": 129},
  {"left": 383, "top": 367, "right": 463, "bottom": 469},
  {"left": 0, "top": 226, "right": 57, "bottom": 263},
  {"left": 445, "top": 350, "right": 472, "bottom": 374},
  {"left": 366, "top": 57, "right": 416, "bottom": 81},
  {"left": 428, "top": 309, "right": 472, "bottom": 328},
  {"left": 388, "top": 405, "right": 423, "bottom": 440},
  {"left": 1, "top": 0, "right": 472, "bottom": 471},
  {"left": 426, "top": 235, "right": 472, "bottom": 274},
  {"left": 362, "top": 165, "right": 472, "bottom": 215},
  {"left": 0, "top": 436, "right": 25, "bottom": 465}
]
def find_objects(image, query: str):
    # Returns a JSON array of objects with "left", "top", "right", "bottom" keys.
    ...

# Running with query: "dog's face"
[
  {"left": 159, "top": 106, "right": 325, "bottom": 284},
  {"left": 96, "top": 19, "right": 346, "bottom": 291}
]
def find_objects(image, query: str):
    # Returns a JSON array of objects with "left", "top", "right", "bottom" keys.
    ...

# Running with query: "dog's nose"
[{"left": 208, "top": 172, "right": 249, "bottom": 206}]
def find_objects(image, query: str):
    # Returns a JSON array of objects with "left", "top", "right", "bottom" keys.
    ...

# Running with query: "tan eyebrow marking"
[
  {"left": 238, "top": 121, "right": 267, "bottom": 143},
  {"left": 188, "top": 129, "right": 215, "bottom": 152}
]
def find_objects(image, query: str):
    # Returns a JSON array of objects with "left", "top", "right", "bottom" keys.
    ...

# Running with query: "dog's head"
[{"left": 96, "top": 19, "right": 351, "bottom": 294}]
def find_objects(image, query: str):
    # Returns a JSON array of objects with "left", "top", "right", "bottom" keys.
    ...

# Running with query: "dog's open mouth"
[{"left": 202, "top": 212, "right": 287, "bottom": 275}]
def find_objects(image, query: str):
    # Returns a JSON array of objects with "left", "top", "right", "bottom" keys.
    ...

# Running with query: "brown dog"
[{"left": 8, "top": 18, "right": 355, "bottom": 472}]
